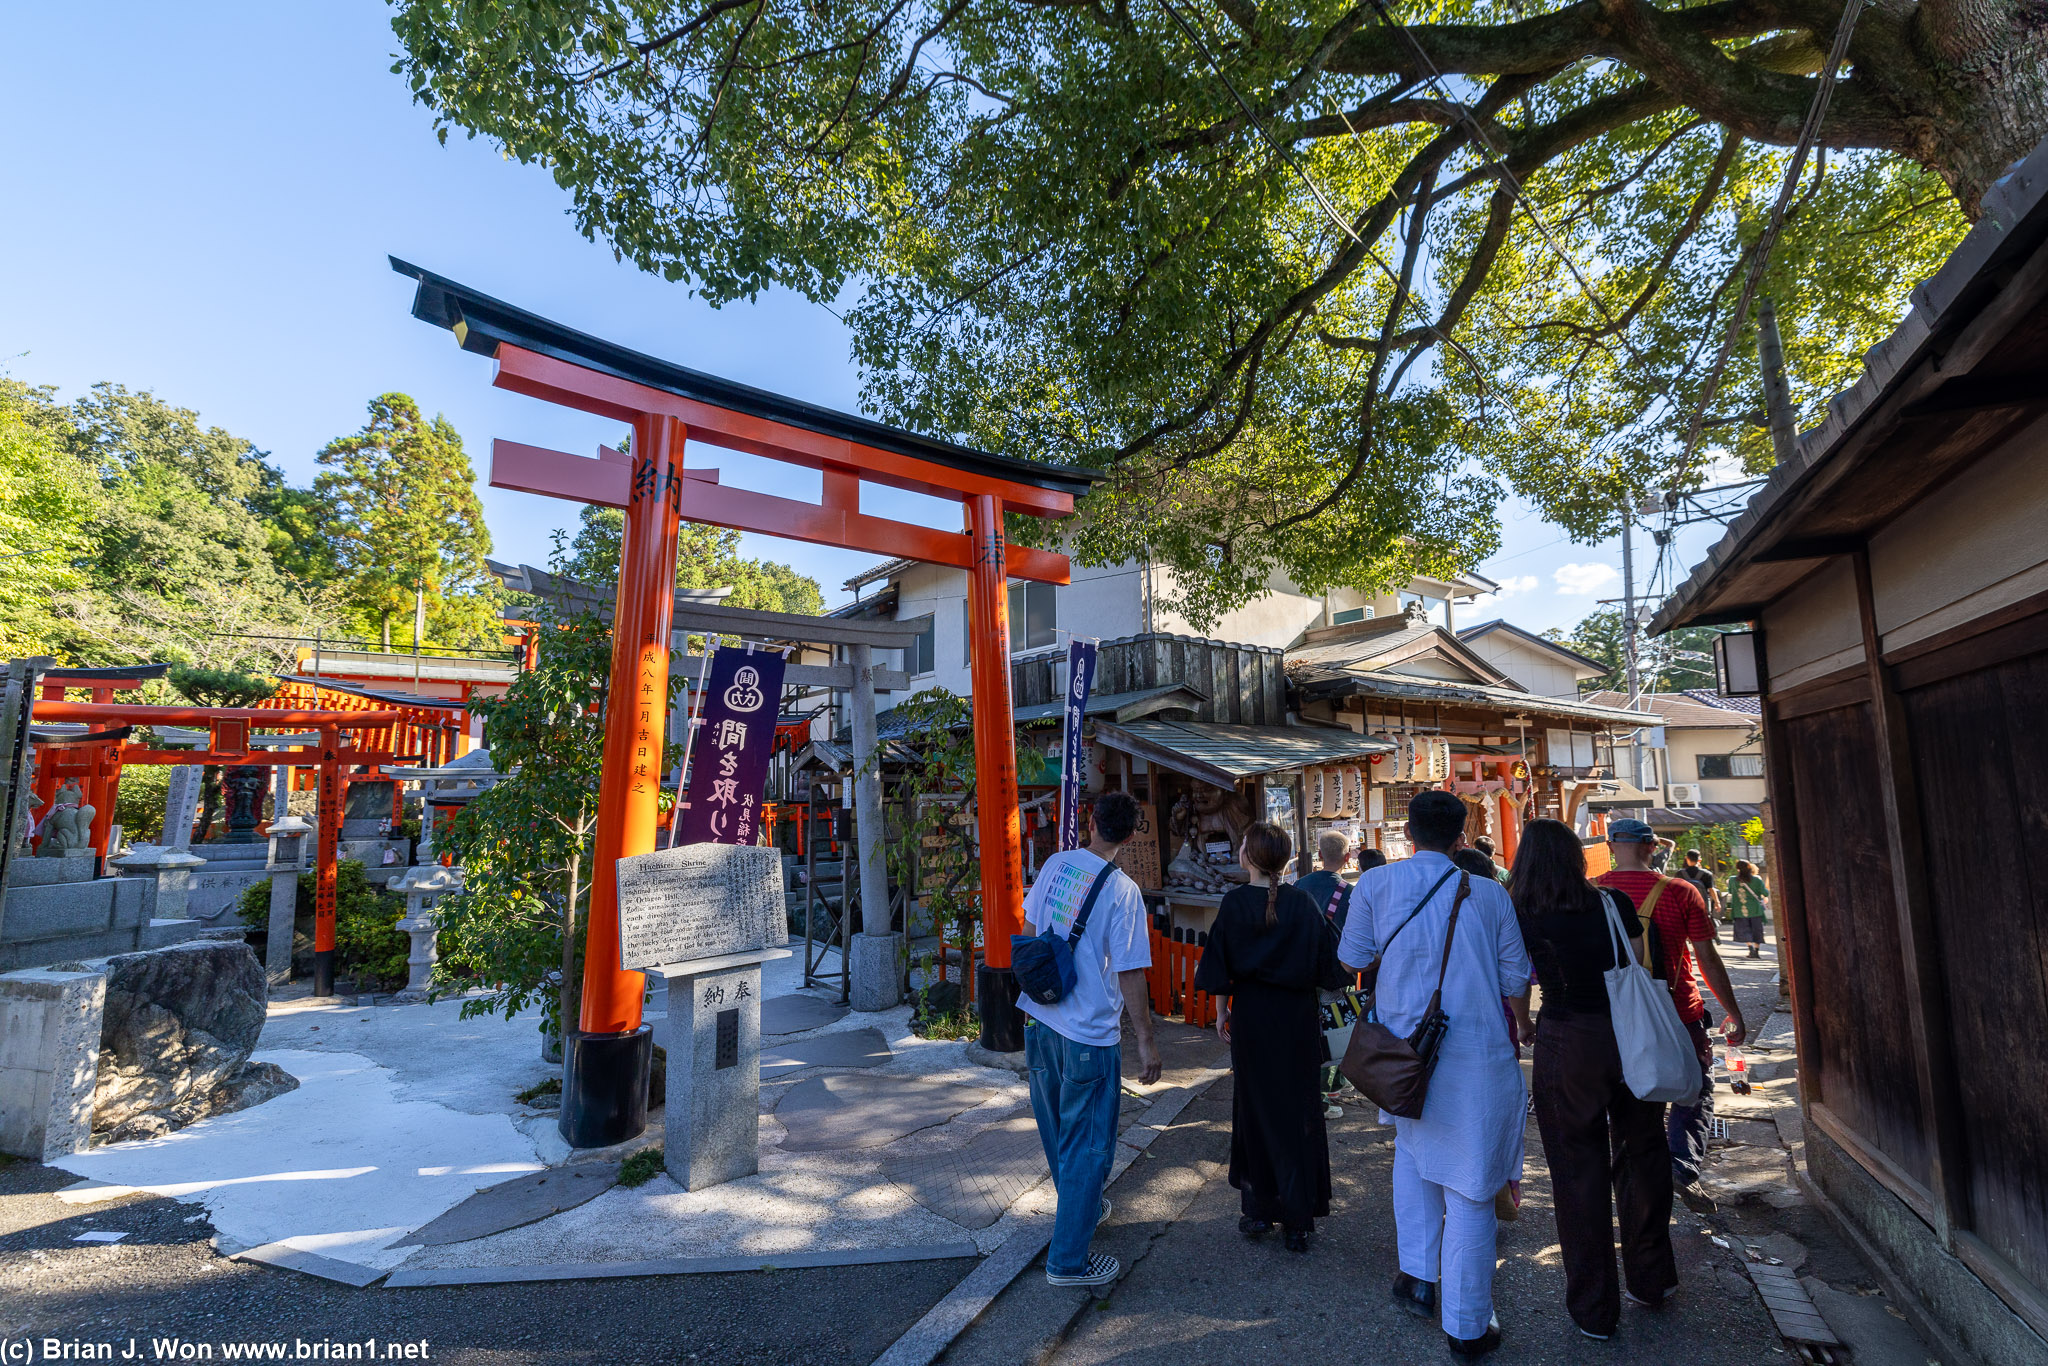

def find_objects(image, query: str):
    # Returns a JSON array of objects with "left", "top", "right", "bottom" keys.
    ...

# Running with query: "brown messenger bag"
[{"left": 1338, "top": 871, "right": 1473, "bottom": 1118}]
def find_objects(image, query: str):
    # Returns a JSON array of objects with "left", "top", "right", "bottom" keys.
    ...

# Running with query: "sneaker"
[
  {"left": 1046, "top": 1252, "right": 1120, "bottom": 1288},
  {"left": 1098, "top": 1197, "right": 1112, "bottom": 1226},
  {"left": 1676, "top": 1182, "right": 1718, "bottom": 1215},
  {"left": 1579, "top": 1327, "right": 1613, "bottom": 1340},
  {"left": 1623, "top": 1287, "right": 1668, "bottom": 1308},
  {"left": 1324, "top": 1101, "right": 1344, "bottom": 1119}
]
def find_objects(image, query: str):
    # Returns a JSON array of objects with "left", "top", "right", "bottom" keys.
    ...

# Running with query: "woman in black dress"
[
  {"left": 1512, "top": 818, "right": 1676, "bottom": 1339},
  {"left": 1195, "top": 821, "right": 1347, "bottom": 1251}
]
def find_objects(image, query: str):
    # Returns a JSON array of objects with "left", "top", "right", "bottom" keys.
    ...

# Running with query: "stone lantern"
[
  {"left": 261, "top": 815, "right": 313, "bottom": 986},
  {"left": 386, "top": 864, "right": 462, "bottom": 1003}
]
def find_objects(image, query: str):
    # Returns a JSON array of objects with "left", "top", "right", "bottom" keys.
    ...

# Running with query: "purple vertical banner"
[
  {"left": 1057, "top": 638, "right": 1097, "bottom": 851},
  {"left": 676, "top": 648, "right": 787, "bottom": 845}
]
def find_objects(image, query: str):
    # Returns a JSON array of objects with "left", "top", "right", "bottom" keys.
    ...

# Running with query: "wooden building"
[{"left": 1653, "top": 141, "right": 2048, "bottom": 1366}]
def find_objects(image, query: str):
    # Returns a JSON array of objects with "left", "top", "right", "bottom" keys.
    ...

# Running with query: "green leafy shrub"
[{"left": 238, "top": 859, "right": 410, "bottom": 990}]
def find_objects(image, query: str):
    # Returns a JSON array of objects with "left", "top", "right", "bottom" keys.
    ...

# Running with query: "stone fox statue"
[{"left": 37, "top": 779, "right": 95, "bottom": 856}]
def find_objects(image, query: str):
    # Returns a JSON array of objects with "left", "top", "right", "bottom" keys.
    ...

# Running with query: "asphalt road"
[{"left": 1, "top": 1158, "right": 971, "bottom": 1365}]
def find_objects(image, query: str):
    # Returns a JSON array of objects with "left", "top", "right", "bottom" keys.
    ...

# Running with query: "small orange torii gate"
[
  {"left": 263, "top": 676, "right": 470, "bottom": 825},
  {"left": 31, "top": 700, "right": 409, "bottom": 996},
  {"left": 394, "top": 258, "right": 1101, "bottom": 1146}
]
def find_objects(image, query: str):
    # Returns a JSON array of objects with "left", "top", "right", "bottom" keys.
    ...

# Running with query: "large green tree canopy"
[{"left": 390, "top": 0, "right": 2037, "bottom": 623}]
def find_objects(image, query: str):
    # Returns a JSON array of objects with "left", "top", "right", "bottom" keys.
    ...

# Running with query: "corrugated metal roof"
[
  {"left": 1645, "top": 803, "right": 1762, "bottom": 827},
  {"left": 1094, "top": 719, "right": 1393, "bottom": 787}
]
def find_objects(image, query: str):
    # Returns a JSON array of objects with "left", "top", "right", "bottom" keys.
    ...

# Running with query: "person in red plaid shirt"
[{"left": 1597, "top": 818, "right": 1748, "bottom": 1226}]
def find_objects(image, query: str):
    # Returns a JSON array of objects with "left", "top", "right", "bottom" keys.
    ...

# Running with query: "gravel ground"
[{"left": 1, "top": 1158, "right": 971, "bottom": 1365}]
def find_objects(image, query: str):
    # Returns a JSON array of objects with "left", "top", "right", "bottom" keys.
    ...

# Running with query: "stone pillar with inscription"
[
  {"left": 162, "top": 765, "right": 202, "bottom": 850},
  {"left": 666, "top": 961, "right": 764, "bottom": 1189},
  {"left": 614, "top": 842, "right": 790, "bottom": 1191}
]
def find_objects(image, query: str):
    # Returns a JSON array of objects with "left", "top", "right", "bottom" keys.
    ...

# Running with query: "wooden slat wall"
[
  {"left": 1903, "top": 652, "right": 2048, "bottom": 1289},
  {"left": 1004, "top": 634, "right": 1287, "bottom": 726},
  {"left": 1778, "top": 700, "right": 1934, "bottom": 1188}
]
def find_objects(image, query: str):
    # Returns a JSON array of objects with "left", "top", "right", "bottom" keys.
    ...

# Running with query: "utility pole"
[
  {"left": 1757, "top": 297, "right": 1800, "bottom": 466},
  {"left": 1621, "top": 512, "right": 1642, "bottom": 793}
]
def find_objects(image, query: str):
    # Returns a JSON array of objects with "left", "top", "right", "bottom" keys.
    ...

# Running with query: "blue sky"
[{"left": 2, "top": 2, "right": 1732, "bottom": 635}]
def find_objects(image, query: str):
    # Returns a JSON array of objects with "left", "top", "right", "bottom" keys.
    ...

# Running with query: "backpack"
[{"left": 1010, "top": 861, "right": 1119, "bottom": 1006}]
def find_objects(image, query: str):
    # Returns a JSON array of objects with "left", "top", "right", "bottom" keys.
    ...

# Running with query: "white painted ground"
[
  {"left": 51, "top": 1048, "right": 544, "bottom": 1268},
  {"left": 52, "top": 949, "right": 1072, "bottom": 1272}
]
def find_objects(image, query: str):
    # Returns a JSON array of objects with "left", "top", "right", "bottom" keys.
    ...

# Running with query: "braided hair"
[{"left": 1241, "top": 821, "right": 1295, "bottom": 929}]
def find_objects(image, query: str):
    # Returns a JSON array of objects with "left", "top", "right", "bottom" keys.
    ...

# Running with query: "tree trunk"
[
  {"left": 195, "top": 765, "right": 221, "bottom": 844},
  {"left": 381, "top": 611, "right": 392, "bottom": 653},
  {"left": 559, "top": 833, "right": 583, "bottom": 1057},
  {"left": 1900, "top": 0, "right": 2048, "bottom": 212}
]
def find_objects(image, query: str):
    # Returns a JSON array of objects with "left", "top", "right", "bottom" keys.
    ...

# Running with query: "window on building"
[
  {"left": 902, "top": 616, "right": 936, "bottom": 677},
  {"left": 1332, "top": 606, "right": 1374, "bottom": 625},
  {"left": 1698, "top": 752, "right": 1764, "bottom": 779},
  {"left": 1008, "top": 582, "right": 1058, "bottom": 651}
]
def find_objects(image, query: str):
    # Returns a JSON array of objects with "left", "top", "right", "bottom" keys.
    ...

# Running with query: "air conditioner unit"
[{"left": 1667, "top": 783, "right": 1703, "bottom": 809}]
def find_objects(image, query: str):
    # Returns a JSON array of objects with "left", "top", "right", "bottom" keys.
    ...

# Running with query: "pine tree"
[{"left": 314, "top": 394, "right": 497, "bottom": 649}]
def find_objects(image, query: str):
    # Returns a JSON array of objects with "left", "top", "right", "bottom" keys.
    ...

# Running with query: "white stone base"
[{"left": 0, "top": 966, "right": 107, "bottom": 1160}]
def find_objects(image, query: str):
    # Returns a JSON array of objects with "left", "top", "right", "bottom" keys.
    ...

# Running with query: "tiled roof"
[
  {"left": 1582, "top": 691, "right": 1757, "bottom": 728},
  {"left": 1680, "top": 689, "right": 1761, "bottom": 716}
]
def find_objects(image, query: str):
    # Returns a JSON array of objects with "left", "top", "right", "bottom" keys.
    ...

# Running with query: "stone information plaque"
[{"left": 616, "top": 843, "right": 787, "bottom": 972}]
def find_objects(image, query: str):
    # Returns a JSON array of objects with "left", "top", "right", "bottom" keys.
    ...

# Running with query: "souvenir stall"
[{"left": 1087, "top": 717, "right": 1393, "bottom": 1025}]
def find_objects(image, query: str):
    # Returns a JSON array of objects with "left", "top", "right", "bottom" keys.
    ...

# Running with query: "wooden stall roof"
[
  {"left": 1656, "top": 139, "right": 2048, "bottom": 631},
  {"left": 1093, "top": 719, "right": 1393, "bottom": 789},
  {"left": 1291, "top": 667, "right": 1648, "bottom": 728}
]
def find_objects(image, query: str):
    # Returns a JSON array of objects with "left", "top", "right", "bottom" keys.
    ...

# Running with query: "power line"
[
  {"left": 1668, "top": 0, "right": 1866, "bottom": 490},
  {"left": 1357, "top": 0, "right": 1681, "bottom": 405}
]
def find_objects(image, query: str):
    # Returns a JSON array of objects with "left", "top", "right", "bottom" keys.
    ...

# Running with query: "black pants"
[{"left": 1532, "top": 1012, "right": 1678, "bottom": 1335}]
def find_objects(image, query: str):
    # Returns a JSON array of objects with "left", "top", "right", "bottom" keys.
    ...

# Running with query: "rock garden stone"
[{"left": 92, "top": 940, "right": 296, "bottom": 1141}]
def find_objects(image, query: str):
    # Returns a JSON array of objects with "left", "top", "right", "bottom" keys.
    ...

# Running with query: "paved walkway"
[
  {"left": 931, "top": 933, "right": 1945, "bottom": 1366},
  {"left": 41, "top": 951, "right": 1227, "bottom": 1282}
]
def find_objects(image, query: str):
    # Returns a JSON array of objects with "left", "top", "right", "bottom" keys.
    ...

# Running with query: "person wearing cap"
[{"left": 1596, "top": 818, "right": 1748, "bottom": 1222}]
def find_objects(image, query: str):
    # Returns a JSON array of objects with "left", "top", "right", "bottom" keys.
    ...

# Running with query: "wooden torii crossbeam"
[{"left": 394, "top": 258, "right": 1101, "bottom": 1147}]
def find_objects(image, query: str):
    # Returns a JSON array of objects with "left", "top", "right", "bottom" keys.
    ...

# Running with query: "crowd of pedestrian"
[{"left": 1019, "top": 788, "right": 1771, "bottom": 1355}]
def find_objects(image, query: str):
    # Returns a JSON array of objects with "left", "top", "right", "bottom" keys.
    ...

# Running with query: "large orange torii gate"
[{"left": 394, "top": 259, "right": 1100, "bottom": 1146}]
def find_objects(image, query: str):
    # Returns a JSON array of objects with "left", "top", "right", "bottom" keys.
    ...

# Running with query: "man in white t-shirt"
[{"left": 1019, "top": 789, "right": 1161, "bottom": 1289}]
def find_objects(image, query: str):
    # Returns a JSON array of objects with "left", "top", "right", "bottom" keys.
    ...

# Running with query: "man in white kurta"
[{"left": 1339, "top": 791, "right": 1532, "bottom": 1355}]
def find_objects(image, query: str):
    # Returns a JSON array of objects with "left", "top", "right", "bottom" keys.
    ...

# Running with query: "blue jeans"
[
  {"left": 1669, "top": 1014, "right": 1716, "bottom": 1185},
  {"left": 1025, "top": 1018, "right": 1122, "bottom": 1276}
]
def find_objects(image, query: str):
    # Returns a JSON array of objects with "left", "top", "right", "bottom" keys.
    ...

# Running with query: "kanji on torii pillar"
[{"left": 393, "top": 259, "right": 1101, "bottom": 1148}]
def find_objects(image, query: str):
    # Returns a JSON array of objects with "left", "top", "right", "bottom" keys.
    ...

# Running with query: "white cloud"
[
  {"left": 1467, "top": 575, "right": 1538, "bottom": 611},
  {"left": 1553, "top": 562, "right": 1619, "bottom": 597}
]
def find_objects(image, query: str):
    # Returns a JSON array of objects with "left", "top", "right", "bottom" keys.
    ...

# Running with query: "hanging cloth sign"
[
  {"left": 675, "top": 648, "right": 787, "bottom": 846},
  {"left": 1057, "top": 638, "right": 1098, "bottom": 851}
]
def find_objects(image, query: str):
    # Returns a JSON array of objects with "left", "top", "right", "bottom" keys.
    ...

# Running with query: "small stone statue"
[{"left": 37, "top": 779, "right": 96, "bottom": 857}]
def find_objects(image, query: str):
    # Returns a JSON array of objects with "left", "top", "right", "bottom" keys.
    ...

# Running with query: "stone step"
[
  {"left": 0, "top": 926, "right": 145, "bottom": 973},
  {"left": 1, "top": 877, "right": 149, "bottom": 942},
  {"left": 142, "top": 918, "right": 207, "bottom": 950}
]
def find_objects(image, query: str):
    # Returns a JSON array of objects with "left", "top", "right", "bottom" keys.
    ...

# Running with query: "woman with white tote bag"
[{"left": 1509, "top": 819, "right": 1683, "bottom": 1341}]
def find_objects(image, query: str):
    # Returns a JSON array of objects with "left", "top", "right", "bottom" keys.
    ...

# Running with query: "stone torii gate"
[{"left": 394, "top": 258, "right": 1099, "bottom": 1147}]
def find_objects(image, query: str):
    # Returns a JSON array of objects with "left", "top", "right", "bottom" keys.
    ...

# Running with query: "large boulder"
[{"left": 92, "top": 940, "right": 290, "bottom": 1140}]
